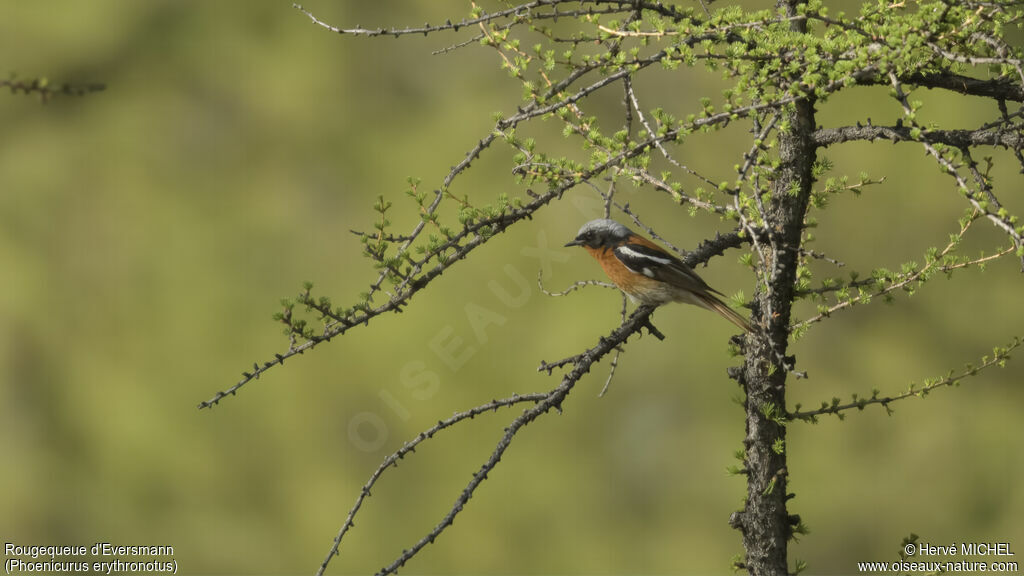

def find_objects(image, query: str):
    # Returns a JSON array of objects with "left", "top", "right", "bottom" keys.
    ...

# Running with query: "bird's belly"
[{"left": 624, "top": 283, "right": 681, "bottom": 306}]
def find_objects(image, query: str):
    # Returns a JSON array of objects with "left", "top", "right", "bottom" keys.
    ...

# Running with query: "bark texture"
[{"left": 732, "top": 1, "right": 817, "bottom": 573}]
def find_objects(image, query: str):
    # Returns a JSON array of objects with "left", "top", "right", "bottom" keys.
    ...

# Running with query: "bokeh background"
[{"left": 1, "top": 2, "right": 1021, "bottom": 574}]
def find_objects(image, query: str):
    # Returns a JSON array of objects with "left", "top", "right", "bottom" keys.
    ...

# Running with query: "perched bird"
[{"left": 565, "top": 219, "right": 751, "bottom": 332}]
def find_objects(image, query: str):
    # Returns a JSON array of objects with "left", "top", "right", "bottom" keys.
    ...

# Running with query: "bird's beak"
[{"left": 564, "top": 238, "right": 583, "bottom": 247}]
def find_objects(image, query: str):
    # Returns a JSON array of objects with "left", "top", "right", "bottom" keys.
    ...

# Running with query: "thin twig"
[
  {"left": 599, "top": 293, "right": 630, "bottom": 396},
  {"left": 887, "top": 72, "right": 1023, "bottom": 267},
  {"left": 616, "top": 202, "right": 688, "bottom": 258},
  {"left": 360, "top": 306, "right": 662, "bottom": 576},
  {"left": 1, "top": 77, "right": 105, "bottom": 101},
  {"left": 317, "top": 393, "right": 548, "bottom": 576},
  {"left": 789, "top": 336, "right": 1021, "bottom": 420},
  {"left": 793, "top": 215, "right": 1016, "bottom": 330},
  {"left": 537, "top": 269, "right": 617, "bottom": 296}
]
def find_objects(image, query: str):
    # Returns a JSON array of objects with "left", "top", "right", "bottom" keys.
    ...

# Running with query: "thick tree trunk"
[{"left": 731, "top": 1, "right": 816, "bottom": 572}]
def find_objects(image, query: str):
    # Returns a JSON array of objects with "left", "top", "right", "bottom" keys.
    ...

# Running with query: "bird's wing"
[{"left": 613, "top": 242, "right": 720, "bottom": 296}]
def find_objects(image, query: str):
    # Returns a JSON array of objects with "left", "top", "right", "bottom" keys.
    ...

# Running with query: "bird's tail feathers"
[{"left": 697, "top": 292, "right": 752, "bottom": 333}]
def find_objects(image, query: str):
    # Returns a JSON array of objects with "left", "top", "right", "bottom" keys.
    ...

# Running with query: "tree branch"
[
  {"left": 316, "top": 392, "right": 548, "bottom": 576},
  {"left": 793, "top": 217, "right": 1017, "bottom": 331},
  {"left": 200, "top": 83, "right": 790, "bottom": 409},
  {"left": 294, "top": 2, "right": 642, "bottom": 39},
  {"left": 887, "top": 72, "right": 1024, "bottom": 265},
  {"left": 789, "top": 336, "right": 1021, "bottom": 421},
  {"left": 347, "top": 305, "right": 661, "bottom": 576},
  {"left": 1, "top": 77, "right": 105, "bottom": 101},
  {"left": 813, "top": 124, "right": 1023, "bottom": 149},
  {"left": 861, "top": 71, "right": 1024, "bottom": 103}
]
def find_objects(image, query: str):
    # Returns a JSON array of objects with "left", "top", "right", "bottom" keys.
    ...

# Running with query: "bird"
[{"left": 565, "top": 219, "right": 751, "bottom": 332}]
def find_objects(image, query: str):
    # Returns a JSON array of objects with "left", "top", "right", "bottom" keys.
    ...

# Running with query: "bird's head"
[{"left": 564, "top": 219, "right": 632, "bottom": 249}]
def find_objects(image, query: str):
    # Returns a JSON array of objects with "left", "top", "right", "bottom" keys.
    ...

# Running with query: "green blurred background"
[{"left": 1, "top": 2, "right": 1021, "bottom": 574}]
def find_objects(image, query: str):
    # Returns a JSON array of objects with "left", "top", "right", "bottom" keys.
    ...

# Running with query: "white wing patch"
[
  {"left": 642, "top": 267, "right": 655, "bottom": 278},
  {"left": 615, "top": 245, "right": 672, "bottom": 265}
]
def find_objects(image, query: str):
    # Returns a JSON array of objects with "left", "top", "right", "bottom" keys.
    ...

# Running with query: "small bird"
[{"left": 565, "top": 219, "right": 751, "bottom": 332}]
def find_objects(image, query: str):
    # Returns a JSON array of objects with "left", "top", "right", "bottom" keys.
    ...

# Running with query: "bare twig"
[
  {"left": 599, "top": 293, "right": 630, "bottom": 396},
  {"left": 537, "top": 269, "right": 617, "bottom": 296},
  {"left": 317, "top": 393, "right": 548, "bottom": 576},
  {"left": 801, "top": 249, "right": 845, "bottom": 268},
  {"left": 616, "top": 202, "right": 689, "bottom": 258},
  {"left": 357, "top": 305, "right": 661, "bottom": 576}
]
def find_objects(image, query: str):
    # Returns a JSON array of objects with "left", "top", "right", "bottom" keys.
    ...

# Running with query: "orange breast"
[{"left": 584, "top": 245, "right": 669, "bottom": 304}]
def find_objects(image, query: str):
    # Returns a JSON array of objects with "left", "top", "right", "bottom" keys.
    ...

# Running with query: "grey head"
[{"left": 564, "top": 219, "right": 633, "bottom": 249}]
